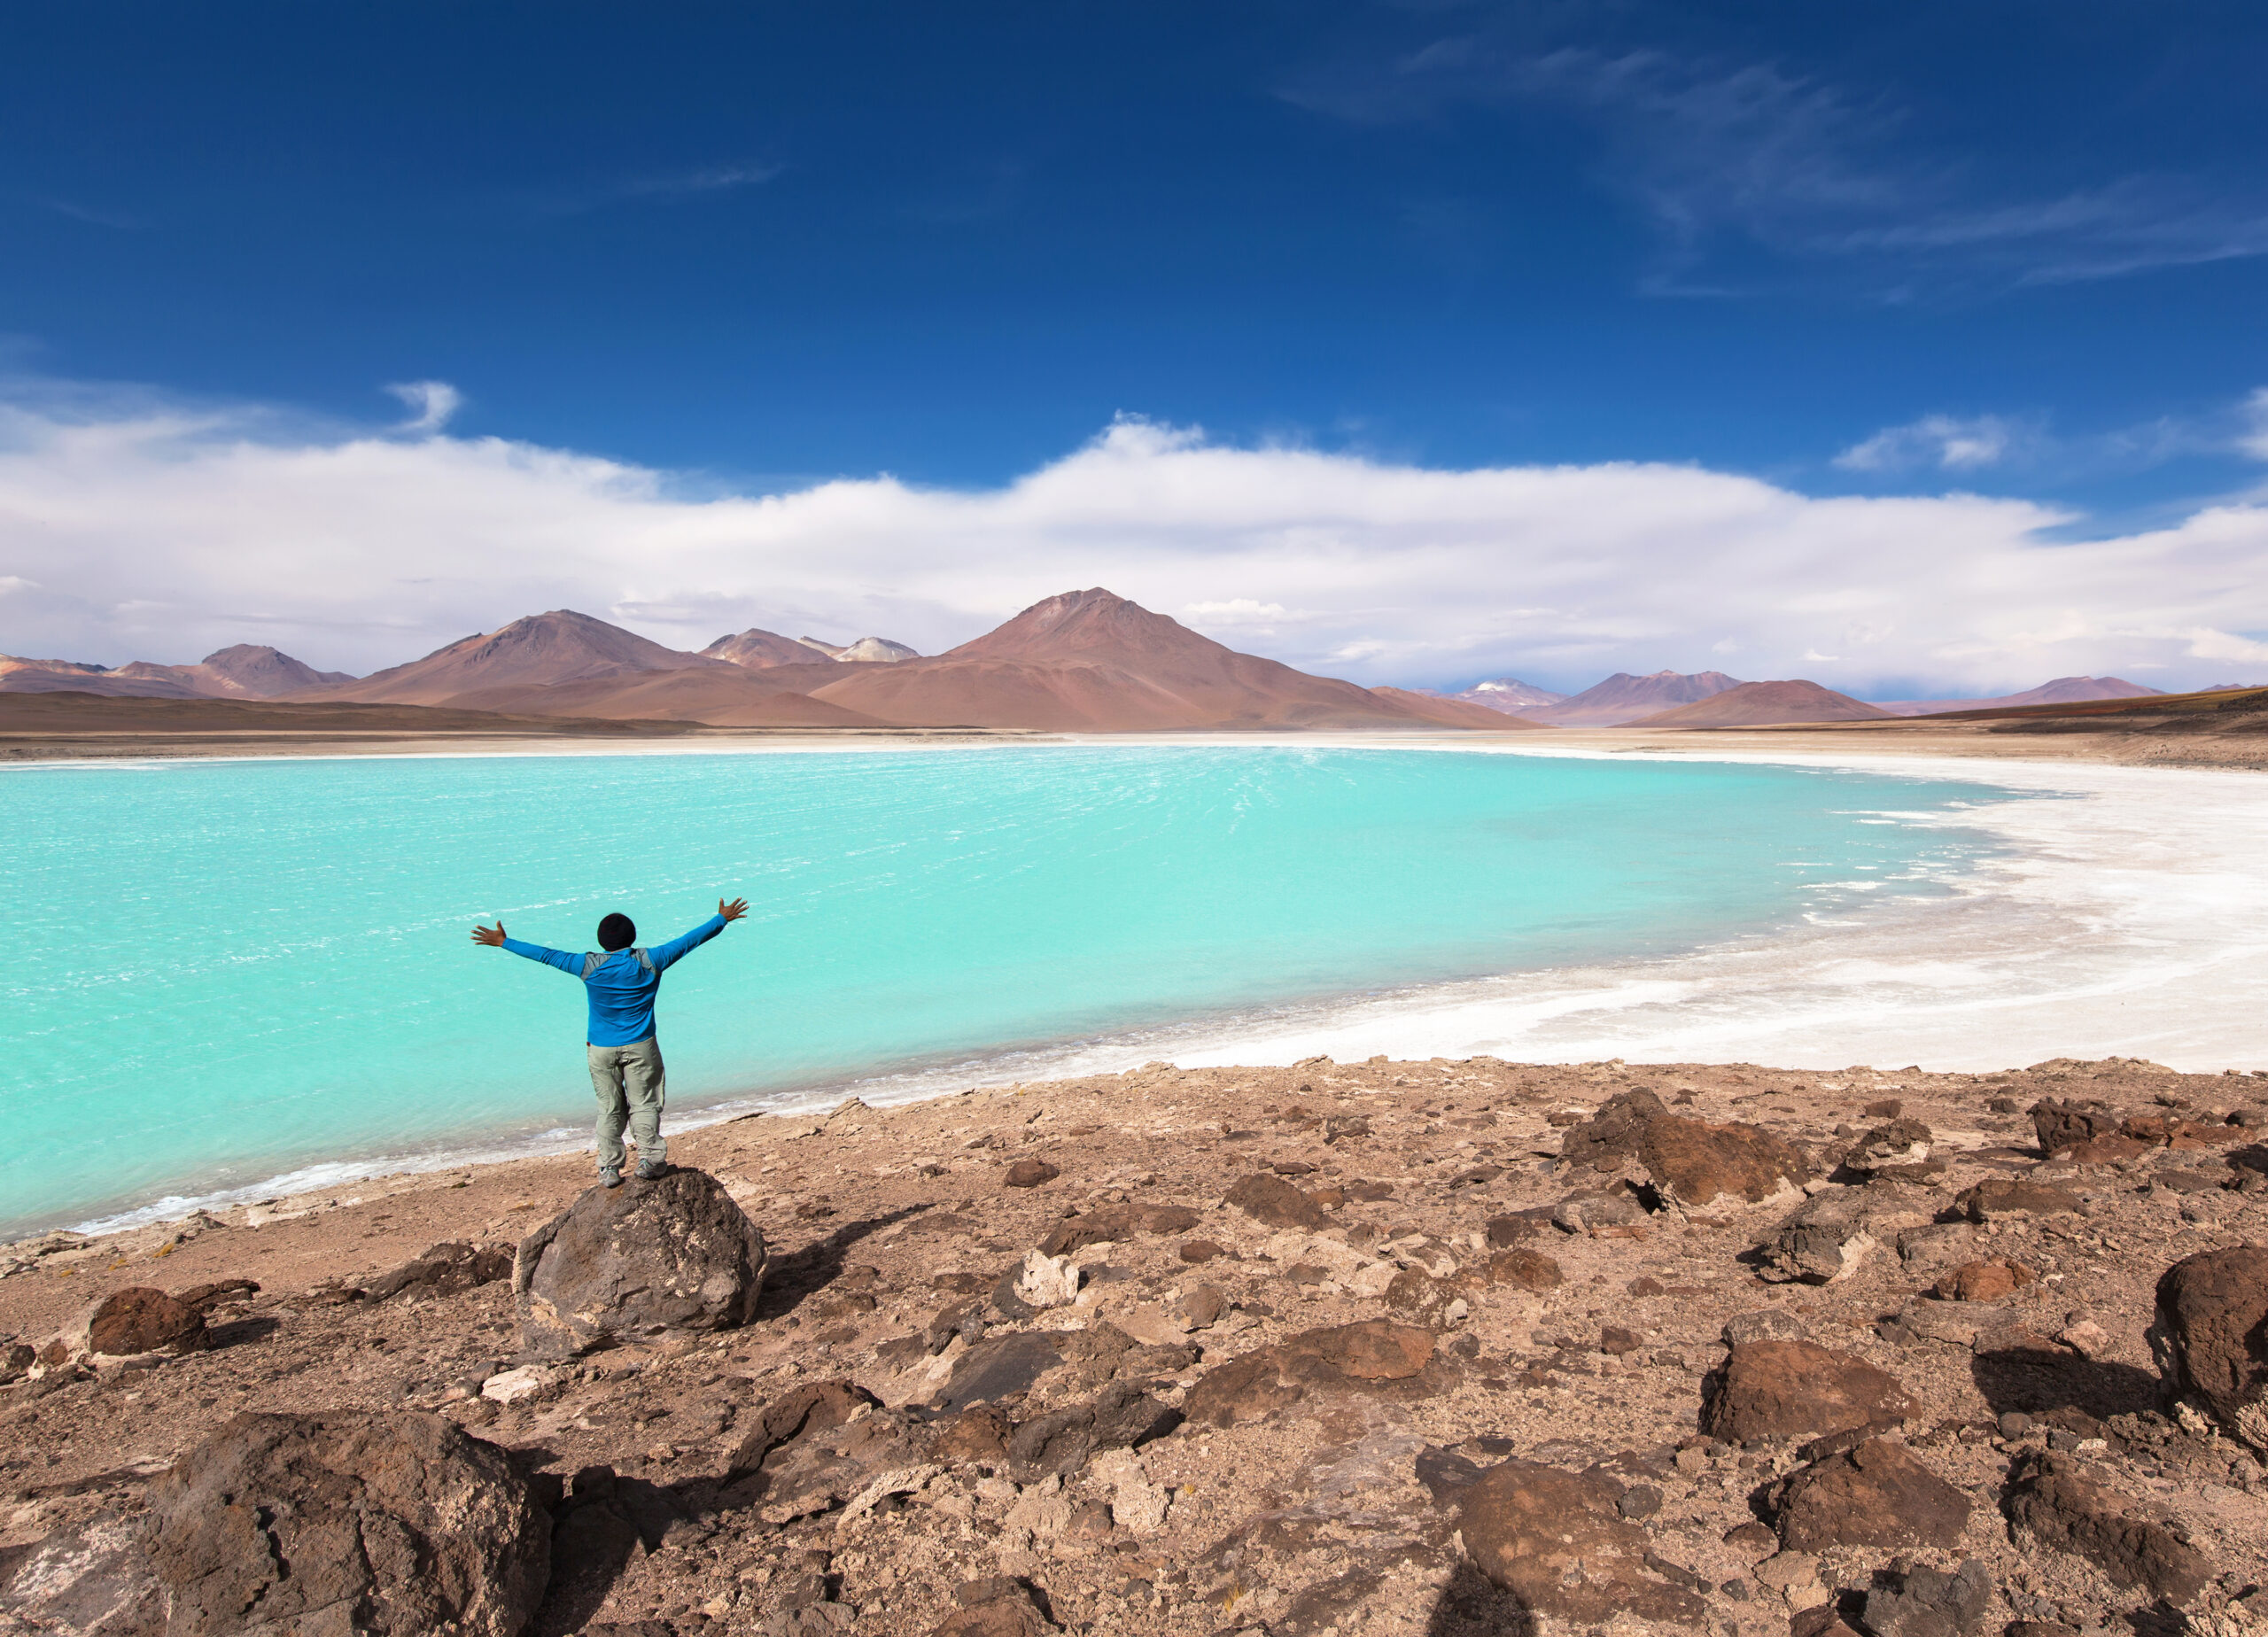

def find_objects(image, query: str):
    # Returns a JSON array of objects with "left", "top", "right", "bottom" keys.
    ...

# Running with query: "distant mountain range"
[{"left": 2, "top": 612, "right": 2233, "bottom": 734}]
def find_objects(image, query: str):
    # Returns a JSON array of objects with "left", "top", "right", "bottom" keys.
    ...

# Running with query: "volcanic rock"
[
  {"left": 1555, "top": 1089, "right": 1667, "bottom": 1171},
  {"left": 1182, "top": 1320, "right": 1438, "bottom": 1428},
  {"left": 513, "top": 1167, "right": 766, "bottom": 1357},
  {"left": 2004, "top": 1450, "right": 2211, "bottom": 1605},
  {"left": 1768, "top": 1436, "right": 1971, "bottom": 1550},
  {"left": 1955, "top": 1177, "right": 2081, "bottom": 1222},
  {"left": 1003, "top": 1159, "right": 1060, "bottom": 1189},
  {"left": 1934, "top": 1259, "right": 2038, "bottom": 1303},
  {"left": 727, "top": 1380, "right": 882, "bottom": 1477},
  {"left": 146, "top": 1409, "right": 549, "bottom": 1637},
  {"left": 78, "top": 1285, "right": 206, "bottom": 1357},
  {"left": 1223, "top": 1172, "right": 1327, "bottom": 1230},
  {"left": 1859, "top": 1560, "right": 1994, "bottom": 1637},
  {"left": 1640, "top": 1114, "right": 1811, "bottom": 1207},
  {"left": 1037, "top": 1202, "right": 1200, "bottom": 1255},
  {"left": 1700, "top": 1340, "right": 1917, "bottom": 1441},
  {"left": 1766, "top": 1183, "right": 1931, "bottom": 1284},
  {"left": 1485, "top": 1247, "right": 1563, "bottom": 1291},
  {"left": 366, "top": 1240, "right": 514, "bottom": 1301},
  {"left": 1006, "top": 1381, "right": 1179, "bottom": 1481},
  {"left": 1841, "top": 1117, "right": 1934, "bottom": 1175},
  {"left": 2031, "top": 1098, "right": 2122, "bottom": 1152},
  {"left": 2150, "top": 1245, "right": 2268, "bottom": 1451},
  {"left": 1454, "top": 1456, "right": 1707, "bottom": 1625}
]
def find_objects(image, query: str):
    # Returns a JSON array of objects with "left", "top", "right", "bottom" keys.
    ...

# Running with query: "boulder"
[
  {"left": 1700, "top": 1340, "right": 1916, "bottom": 1442},
  {"left": 1550, "top": 1187, "right": 1650, "bottom": 1233},
  {"left": 2031, "top": 1098, "right": 2122, "bottom": 1152},
  {"left": 1956, "top": 1177, "right": 2080, "bottom": 1223},
  {"left": 1455, "top": 1457, "right": 1706, "bottom": 1626},
  {"left": 1005, "top": 1381, "right": 1178, "bottom": 1481},
  {"left": 2150, "top": 1245, "right": 2268, "bottom": 1451},
  {"left": 1859, "top": 1561, "right": 1994, "bottom": 1637},
  {"left": 1934, "top": 1259, "right": 2037, "bottom": 1303},
  {"left": 1037, "top": 1203, "right": 1200, "bottom": 1256},
  {"left": 728, "top": 1396, "right": 930, "bottom": 1525},
  {"left": 513, "top": 1168, "right": 766, "bottom": 1358},
  {"left": 145, "top": 1409, "right": 549, "bottom": 1637},
  {"left": 366, "top": 1240, "right": 515, "bottom": 1301},
  {"left": 78, "top": 1286, "right": 206, "bottom": 1357},
  {"left": 1183, "top": 1320, "right": 1440, "bottom": 1428},
  {"left": 1224, "top": 1172, "right": 1326, "bottom": 1230},
  {"left": 2004, "top": 1450, "right": 2211, "bottom": 1605},
  {"left": 1841, "top": 1117, "right": 1933, "bottom": 1175},
  {"left": 1768, "top": 1436, "right": 1970, "bottom": 1550},
  {"left": 1555, "top": 1089, "right": 1668, "bottom": 1171},
  {"left": 1765, "top": 1182, "right": 1931, "bottom": 1284},
  {"left": 1639, "top": 1114, "right": 1809, "bottom": 1208},
  {"left": 726, "top": 1379, "right": 882, "bottom": 1477},
  {"left": 1003, "top": 1159, "right": 1059, "bottom": 1189}
]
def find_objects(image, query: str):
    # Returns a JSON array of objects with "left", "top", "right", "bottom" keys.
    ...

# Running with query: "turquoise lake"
[{"left": 0, "top": 746, "right": 2014, "bottom": 1234}]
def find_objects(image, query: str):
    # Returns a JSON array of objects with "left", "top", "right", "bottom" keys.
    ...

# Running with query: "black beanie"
[{"left": 597, "top": 912, "right": 636, "bottom": 951}]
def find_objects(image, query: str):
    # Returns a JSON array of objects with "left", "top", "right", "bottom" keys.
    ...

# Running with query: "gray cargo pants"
[{"left": 587, "top": 1036, "right": 667, "bottom": 1174}]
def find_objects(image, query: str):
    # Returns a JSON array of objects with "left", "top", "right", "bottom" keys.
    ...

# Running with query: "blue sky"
[{"left": 4, "top": 3, "right": 2268, "bottom": 692}]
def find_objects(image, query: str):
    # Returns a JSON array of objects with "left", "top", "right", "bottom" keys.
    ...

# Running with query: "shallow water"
[{"left": 1, "top": 745, "right": 2011, "bottom": 1234}]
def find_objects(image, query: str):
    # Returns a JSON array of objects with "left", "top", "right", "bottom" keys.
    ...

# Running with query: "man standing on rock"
[{"left": 471, "top": 897, "right": 748, "bottom": 1187}]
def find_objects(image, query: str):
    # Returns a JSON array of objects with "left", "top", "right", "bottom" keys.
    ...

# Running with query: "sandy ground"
[{"left": 4, "top": 1054, "right": 2265, "bottom": 1636}]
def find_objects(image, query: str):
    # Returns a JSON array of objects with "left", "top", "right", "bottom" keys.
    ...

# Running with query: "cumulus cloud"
[
  {"left": 3, "top": 391, "right": 2267, "bottom": 694},
  {"left": 384, "top": 380, "right": 462, "bottom": 435}
]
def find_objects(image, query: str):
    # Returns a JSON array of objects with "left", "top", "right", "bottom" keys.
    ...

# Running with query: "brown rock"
[
  {"left": 1556, "top": 1089, "right": 1668, "bottom": 1171},
  {"left": 1177, "top": 1284, "right": 1228, "bottom": 1329},
  {"left": 366, "top": 1241, "right": 514, "bottom": 1301},
  {"left": 1843, "top": 1117, "right": 1932, "bottom": 1174},
  {"left": 1769, "top": 1436, "right": 1971, "bottom": 1550},
  {"left": 1599, "top": 1326, "right": 1644, "bottom": 1356},
  {"left": 2031, "top": 1098, "right": 2121, "bottom": 1152},
  {"left": 1037, "top": 1202, "right": 1199, "bottom": 1255},
  {"left": 931, "top": 1403, "right": 1013, "bottom": 1464},
  {"left": 1486, "top": 1248, "right": 1563, "bottom": 1291},
  {"left": 1182, "top": 1320, "right": 1437, "bottom": 1428},
  {"left": 146, "top": 1409, "right": 549, "bottom": 1637},
  {"left": 726, "top": 1379, "right": 882, "bottom": 1476},
  {"left": 1859, "top": 1561, "right": 1994, "bottom": 1637},
  {"left": 1700, "top": 1340, "right": 1917, "bottom": 1442},
  {"left": 1177, "top": 1238, "right": 1224, "bottom": 1263},
  {"left": 2062, "top": 1134, "right": 2149, "bottom": 1165},
  {"left": 2151, "top": 1245, "right": 2268, "bottom": 1451},
  {"left": 1003, "top": 1159, "right": 1060, "bottom": 1188},
  {"left": 1223, "top": 1172, "right": 1326, "bottom": 1230},
  {"left": 1934, "top": 1260, "right": 2038, "bottom": 1303},
  {"left": 1640, "top": 1114, "right": 1810, "bottom": 1207},
  {"left": 1482, "top": 1213, "right": 1542, "bottom": 1246},
  {"left": 82, "top": 1286, "right": 206, "bottom": 1356},
  {"left": 1955, "top": 1177, "right": 2081, "bottom": 1222},
  {"left": 1862, "top": 1098, "right": 1903, "bottom": 1117},
  {"left": 1455, "top": 1457, "right": 1706, "bottom": 1625},
  {"left": 513, "top": 1167, "right": 766, "bottom": 1358},
  {"left": 2005, "top": 1450, "right": 2211, "bottom": 1605},
  {"left": 173, "top": 1277, "right": 260, "bottom": 1314},
  {"left": 928, "top": 1593, "right": 1052, "bottom": 1636}
]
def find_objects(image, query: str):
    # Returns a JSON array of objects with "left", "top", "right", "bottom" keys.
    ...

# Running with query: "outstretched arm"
[
  {"left": 649, "top": 896, "right": 746, "bottom": 970},
  {"left": 470, "top": 921, "right": 507, "bottom": 947},
  {"left": 473, "top": 919, "right": 583, "bottom": 974}
]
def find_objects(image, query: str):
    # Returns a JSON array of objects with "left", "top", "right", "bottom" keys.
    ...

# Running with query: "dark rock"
[
  {"left": 2004, "top": 1450, "right": 2211, "bottom": 1605},
  {"left": 1003, "top": 1160, "right": 1060, "bottom": 1189},
  {"left": 1599, "top": 1326, "right": 1644, "bottom": 1356},
  {"left": 2031, "top": 1098, "right": 2122, "bottom": 1152},
  {"left": 82, "top": 1286, "right": 206, "bottom": 1356},
  {"left": 1556, "top": 1089, "right": 1669, "bottom": 1171},
  {"left": 1859, "top": 1560, "right": 1993, "bottom": 1637},
  {"left": 1551, "top": 1186, "right": 1650, "bottom": 1233},
  {"left": 936, "top": 1331, "right": 1063, "bottom": 1413},
  {"left": 932, "top": 1404, "right": 1012, "bottom": 1464},
  {"left": 172, "top": 1277, "right": 260, "bottom": 1314},
  {"left": 726, "top": 1380, "right": 881, "bottom": 1477},
  {"left": 146, "top": 1409, "right": 549, "bottom": 1637},
  {"left": 1768, "top": 1436, "right": 1970, "bottom": 1550},
  {"left": 1956, "top": 1178, "right": 2080, "bottom": 1223},
  {"left": 1844, "top": 1118, "right": 1934, "bottom": 1175},
  {"left": 1721, "top": 1309, "right": 1809, "bottom": 1347},
  {"left": 734, "top": 1400, "right": 930, "bottom": 1525},
  {"left": 514, "top": 1168, "right": 766, "bottom": 1358},
  {"left": 1223, "top": 1172, "right": 1326, "bottom": 1230},
  {"left": 1177, "top": 1238, "right": 1224, "bottom": 1263},
  {"left": 1177, "top": 1284, "right": 1228, "bottom": 1329},
  {"left": 367, "top": 1241, "right": 514, "bottom": 1301},
  {"left": 1767, "top": 1183, "right": 1931, "bottom": 1284},
  {"left": 1183, "top": 1320, "right": 1440, "bottom": 1429},
  {"left": 2150, "top": 1245, "right": 2268, "bottom": 1452},
  {"left": 1640, "top": 1114, "right": 1811, "bottom": 1207},
  {"left": 1617, "top": 1484, "right": 1661, "bottom": 1519},
  {"left": 1862, "top": 1098, "right": 1903, "bottom": 1118},
  {"left": 927, "top": 1297, "right": 985, "bottom": 1354},
  {"left": 1700, "top": 1340, "right": 1916, "bottom": 1441},
  {"left": 1935, "top": 1260, "right": 2037, "bottom": 1303},
  {"left": 1037, "top": 1203, "right": 1199, "bottom": 1256},
  {"left": 1005, "top": 1381, "right": 1179, "bottom": 1481},
  {"left": 1323, "top": 1113, "right": 1371, "bottom": 1144},
  {"left": 1482, "top": 1213, "right": 1542, "bottom": 1247},
  {"left": 1455, "top": 1456, "right": 1706, "bottom": 1625}
]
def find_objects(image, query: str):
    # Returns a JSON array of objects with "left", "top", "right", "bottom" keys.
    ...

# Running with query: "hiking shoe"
[
  {"left": 599, "top": 1168, "right": 624, "bottom": 1189},
  {"left": 634, "top": 1159, "right": 670, "bottom": 1181}
]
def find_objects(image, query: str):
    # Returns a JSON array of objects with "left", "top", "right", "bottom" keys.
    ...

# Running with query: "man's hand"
[
  {"left": 471, "top": 921, "right": 507, "bottom": 948},
  {"left": 718, "top": 897, "right": 749, "bottom": 923}
]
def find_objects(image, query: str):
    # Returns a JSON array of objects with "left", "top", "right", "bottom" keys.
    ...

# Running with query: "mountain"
[
  {"left": 1625, "top": 679, "right": 1892, "bottom": 728},
  {"left": 834, "top": 636, "right": 920, "bottom": 663},
  {"left": 807, "top": 587, "right": 1519, "bottom": 731},
  {"left": 0, "top": 656, "right": 205, "bottom": 697},
  {"left": 797, "top": 637, "right": 844, "bottom": 656},
  {"left": 0, "top": 644, "right": 352, "bottom": 699},
  {"left": 443, "top": 668, "right": 889, "bottom": 728},
  {"left": 1527, "top": 670, "right": 1744, "bottom": 726},
  {"left": 313, "top": 609, "right": 730, "bottom": 705},
  {"left": 1439, "top": 676, "right": 1568, "bottom": 714},
  {"left": 1370, "top": 687, "right": 1548, "bottom": 728},
  {"left": 703, "top": 627, "right": 827, "bottom": 669},
  {"left": 1874, "top": 676, "right": 2163, "bottom": 717}
]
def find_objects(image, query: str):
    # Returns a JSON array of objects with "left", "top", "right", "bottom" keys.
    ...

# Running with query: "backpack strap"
[{"left": 581, "top": 947, "right": 656, "bottom": 979}]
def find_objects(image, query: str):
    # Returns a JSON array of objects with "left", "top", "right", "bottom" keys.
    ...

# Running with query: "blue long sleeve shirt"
[{"left": 501, "top": 914, "right": 728, "bottom": 1046}]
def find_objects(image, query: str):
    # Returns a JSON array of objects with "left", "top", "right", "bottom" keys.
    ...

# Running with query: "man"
[{"left": 471, "top": 897, "right": 748, "bottom": 1186}]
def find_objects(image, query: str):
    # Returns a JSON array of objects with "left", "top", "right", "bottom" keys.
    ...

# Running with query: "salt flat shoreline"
[{"left": 1, "top": 1052, "right": 2264, "bottom": 1637}]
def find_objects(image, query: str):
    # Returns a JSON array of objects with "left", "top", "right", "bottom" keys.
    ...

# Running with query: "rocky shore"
[{"left": 2, "top": 1052, "right": 2264, "bottom": 1636}]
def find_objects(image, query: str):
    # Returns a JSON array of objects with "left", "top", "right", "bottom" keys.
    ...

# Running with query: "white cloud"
[
  {"left": 2241, "top": 389, "right": 2268, "bottom": 462},
  {"left": 384, "top": 380, "right": 462, "bottom": 435},
  {"left": 1835, "top": 414, "right": 2023, "bottom": 473},
  {"left": 3, "top": 389, "right": 2267, "bottom": 694}
]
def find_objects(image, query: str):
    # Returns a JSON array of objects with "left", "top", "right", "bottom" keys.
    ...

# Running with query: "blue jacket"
[{"left": 502, "top": 915, "right": 727, "bottom": 1046}]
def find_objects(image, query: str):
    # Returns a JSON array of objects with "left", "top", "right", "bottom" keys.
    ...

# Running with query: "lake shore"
[{"left": 3, "top": 1051, "right": 2264, "bottom": 1635}]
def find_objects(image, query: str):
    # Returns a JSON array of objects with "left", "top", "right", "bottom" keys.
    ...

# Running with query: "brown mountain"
[
  {"left": 1626, "top": 679, "right": 1892, "bottom": 728},
  {"left": 1873, "top": 676, "right": 2164, "bottom": 717},
  {"left": 1433, "top": 676, "right": 1568, "bottom": 715},
  {"left": 807, "top": 587, "right": 1517, "bottom": 731},
  {"left": 0, "top": 656, "right": 205, "bottom": 697},
  {"left": 445, "top": 668, "right": 888, "bottom": 728},
  {"left": 1528, "top": 670, "right": 1744, "bottom": 726},
  {"left": 702, "top": 627, "right": 826, "bottom": 669},
  {"left": 313, "top": 609, "right": 731, "bottom": 706},
  {"left": 0, "top": 644, "right": 353, "bottom": 700}
]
